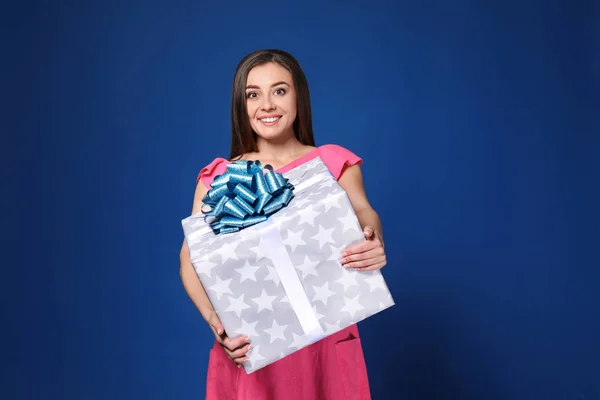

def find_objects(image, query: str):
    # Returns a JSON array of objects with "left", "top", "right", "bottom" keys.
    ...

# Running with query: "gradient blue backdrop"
[{"left": 3, "top": 0, "right": 599, "bottom": 399}]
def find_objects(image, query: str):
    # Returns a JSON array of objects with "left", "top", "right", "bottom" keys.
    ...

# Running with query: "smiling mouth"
[{"left": 260, "top": 116, "right": 281, "bottom": 123}]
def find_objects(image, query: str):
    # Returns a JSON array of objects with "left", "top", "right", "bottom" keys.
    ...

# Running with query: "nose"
[{"left": 261, "top": 94, "right": 276, "bottom": 111}]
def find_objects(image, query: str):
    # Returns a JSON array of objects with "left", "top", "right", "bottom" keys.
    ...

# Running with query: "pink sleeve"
[
  {"left": 318, "top": 144, "right": 363, "bottom": 180},
  {"left": 196, "top": 157, "right": 228, "bottom": 188}
]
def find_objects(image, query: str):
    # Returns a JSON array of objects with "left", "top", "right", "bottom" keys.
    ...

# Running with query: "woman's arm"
[
  {"left": 337, "top": 164, "right": 387, "bottom": 271},
  {"left": 180, "top": 240, "right": 217, "bottom": 326},
  {"left": 179, "top": 181, "right": 251, "bottom": 366},
  {"left": 179, "top": 182, "right": 217, "bottom": 324}
]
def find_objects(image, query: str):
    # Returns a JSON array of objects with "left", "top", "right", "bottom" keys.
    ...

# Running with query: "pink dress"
[{"left": 196, "top": 144, "right": 372, "bottom": 400}]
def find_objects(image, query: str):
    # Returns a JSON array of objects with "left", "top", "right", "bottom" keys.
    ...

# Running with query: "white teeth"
[{"left": 261, "top": 117, "right": 279, "bottom": 123}]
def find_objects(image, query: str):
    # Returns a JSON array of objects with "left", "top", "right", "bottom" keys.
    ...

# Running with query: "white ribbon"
[
  {"left": 256, "top": 172, "right": 332, "bottom": 342},
  {"left": 259, "top": 218, "right": 326, "bottom": 343},
  {"left": 292, "top": 171, "right": 330, "bottom": 192}
]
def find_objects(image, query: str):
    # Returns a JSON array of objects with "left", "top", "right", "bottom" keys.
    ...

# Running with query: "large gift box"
[{"left": 181, "top": 156, "right": 394, "bottom": 373}]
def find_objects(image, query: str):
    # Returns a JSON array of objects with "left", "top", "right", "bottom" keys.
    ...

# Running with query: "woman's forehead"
[{"left": 246, "top": 63, "right": 293, "bottom": 86}]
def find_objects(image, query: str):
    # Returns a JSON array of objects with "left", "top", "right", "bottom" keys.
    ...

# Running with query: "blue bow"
[{"left": 201, "top": 160, "right": 295, "bottom": 234}]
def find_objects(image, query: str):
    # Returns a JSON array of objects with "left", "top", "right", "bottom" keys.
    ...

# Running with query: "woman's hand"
[
  {"left": 206, "top": 310, "right": 251, "bottom": 367},
  {"left": 340, "top": 226, "right": 387, "bottom": 272}
]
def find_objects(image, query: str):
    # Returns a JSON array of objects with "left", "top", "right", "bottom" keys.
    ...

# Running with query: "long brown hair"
[{"left": 229, "top": 49, "right": 316, "bottom": 160}]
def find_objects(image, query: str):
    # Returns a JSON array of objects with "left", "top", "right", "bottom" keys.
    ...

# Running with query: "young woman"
[{"left": 180, "top": 49, "right": 386, "bottom": 400}]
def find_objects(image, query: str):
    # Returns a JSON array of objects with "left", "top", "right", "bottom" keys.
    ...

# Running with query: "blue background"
[{"left": 3, "top": 0, "right": 599, "bottom": 399}]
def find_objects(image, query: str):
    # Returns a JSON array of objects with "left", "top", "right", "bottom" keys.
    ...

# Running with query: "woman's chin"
[{"left": 255, "top": 128, "right": 294, "bottom": 142}]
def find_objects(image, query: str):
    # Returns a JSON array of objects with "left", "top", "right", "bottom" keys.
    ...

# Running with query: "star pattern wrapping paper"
[{"left": 181, "top": 157, "right": 395, "bottom": 373}]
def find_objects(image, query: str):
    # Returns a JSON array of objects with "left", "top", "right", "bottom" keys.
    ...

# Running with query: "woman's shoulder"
[
  {"left": 316, "top": 143, "right": 363, "bottom": 180},
  {"left": 317, "top": 143, "right": 362, "bottom": 164},
  {"left": 196, "top": 156, "right": 229, "bottom": 188}
]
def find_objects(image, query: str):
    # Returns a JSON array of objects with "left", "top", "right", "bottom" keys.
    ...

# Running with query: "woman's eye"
[
  {"left": 275, "top": 88, "right": 286, "bottom": 95},
  {"left": 246, "top": 92, "right": 257, "bottom": 99}
]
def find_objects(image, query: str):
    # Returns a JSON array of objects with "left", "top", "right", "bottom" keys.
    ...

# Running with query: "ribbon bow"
[{"left": 201, "top": 160, "right": 295, "bottom": 234}]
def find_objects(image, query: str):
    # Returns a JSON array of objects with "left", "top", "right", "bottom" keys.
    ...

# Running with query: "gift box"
[{"left": 181, "top": 156, "right": 394, "bottom": 373}]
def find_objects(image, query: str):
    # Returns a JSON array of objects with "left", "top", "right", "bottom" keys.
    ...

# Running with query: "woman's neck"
[{"left": 254, "top": 135, "right": 306, "bottom": 160}]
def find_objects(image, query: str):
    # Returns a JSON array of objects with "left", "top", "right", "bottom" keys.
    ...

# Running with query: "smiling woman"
[
  {"left": 228, "top": 50, "right": 316, "bottom": 162},
  {"left": 179, "top": 49, "right": 385, "bottom": 400}
]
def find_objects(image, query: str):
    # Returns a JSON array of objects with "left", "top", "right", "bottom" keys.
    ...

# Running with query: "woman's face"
[{"left": 245, "top": 62, "right": 297, "bottom": 142}]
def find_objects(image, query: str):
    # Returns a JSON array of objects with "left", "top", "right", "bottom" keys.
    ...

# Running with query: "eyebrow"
[{"left": 245, "top": 81, "right": 290, "bottom": 90}]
